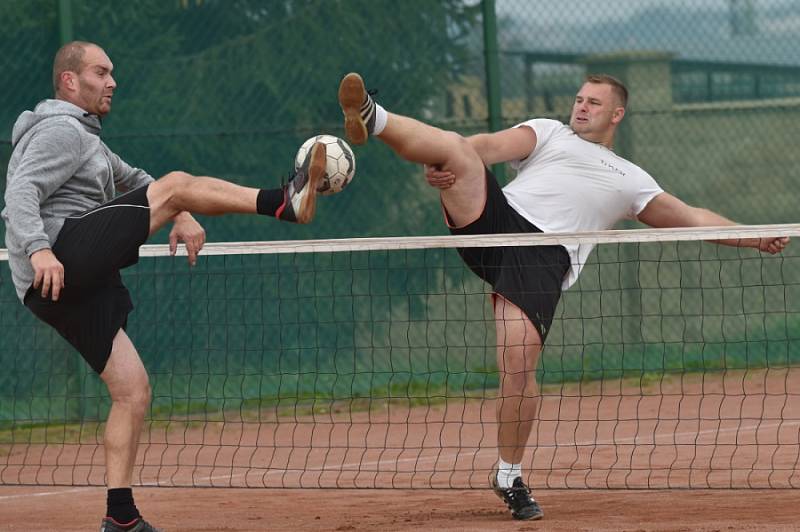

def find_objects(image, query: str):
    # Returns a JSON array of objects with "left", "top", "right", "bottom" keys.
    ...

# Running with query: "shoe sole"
[
  {"left": 296, "top": 142, "right": 326, "bottom": 224},
  {"left": 338, "top": 72, "right": 368, "bottom": 145}
]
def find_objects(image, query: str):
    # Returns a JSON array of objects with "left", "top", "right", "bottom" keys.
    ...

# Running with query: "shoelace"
[
  {"left": 283, "top": 168, "right": 302, "bottom": 187},
  {"left": 504, "top": 485, "right": 534, "bottom": 508}
]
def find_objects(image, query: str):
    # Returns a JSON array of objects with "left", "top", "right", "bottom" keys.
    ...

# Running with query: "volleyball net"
[{"left": 2, "top": 224, "right": 800, "bottom": 489}]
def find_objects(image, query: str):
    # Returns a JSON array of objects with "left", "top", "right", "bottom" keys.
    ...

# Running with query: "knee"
[
  {"left": 499, "top": 351, "right": 538, "bottom": 392},
  {"left": 522, "top": 376, "right": 539, "bottom": 398},
  {"left": 112, "top": 380, "right": 152, "bottom": 413},
  {"left": 500, "top": 366, "right": 527, "bottom": 395},
  {"left": 500, "top": 370, "right": 538, "bottom": 401},
  {"left": 442, "top": 130, "right": 467, "bottom": 146},
  {"left": 443, "top": 131, "right": 479, "bottom": 162},
  {"left": 500, "top": 353, "right": 528, "bottom": 395},
  {"left": 151, "top": 171, "right": 195, "bottom": 211},
  {"left": 159, "top": 170, "right": 194, "bottom": 192},
  {"left": 129, "top": 384, "right": 152, "bottom": 415}
]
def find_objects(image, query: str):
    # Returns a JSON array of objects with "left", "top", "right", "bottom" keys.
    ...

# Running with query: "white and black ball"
[{"left": 295, "top": 134, "right": 355, "bottom": 195}]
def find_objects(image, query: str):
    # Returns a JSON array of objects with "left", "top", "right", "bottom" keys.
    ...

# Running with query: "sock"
[
  {"left": 106, "top": 487, "right": 141, "bottom": 525},
  {"left": 359, "top": 90, "right": 387, "bottom": 136},
  {"left": 256, "top": 188, "right": 286, "bottom": 216},
  {"left": 372, "top": 103, "right": 388, "bottom": 136},
  {"left": 496, "top": 458, "right": 522, "bottom": 489}
]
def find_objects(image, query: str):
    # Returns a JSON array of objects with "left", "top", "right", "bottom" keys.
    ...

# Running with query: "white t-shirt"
[{"left": 503, "top": 118, "right": 663, "bottom": 289}]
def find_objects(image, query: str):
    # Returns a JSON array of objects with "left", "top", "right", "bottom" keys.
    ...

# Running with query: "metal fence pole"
[
  {"left": 58, "top": 0, "right": 74, "bottom": 44},
  {"left": 482, "top": 0, "right": 505, "bottom": 181},
  {"left": 57, "top": 0, "right": 85, "bottom": 422}
]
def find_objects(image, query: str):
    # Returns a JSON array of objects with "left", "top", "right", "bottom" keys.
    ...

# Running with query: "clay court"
[
  {"left": 3, "top": 368, "right": 799, "bottom": 530},
  {"left": 2, "top": 485, "right": 799, "bottom": 531}
]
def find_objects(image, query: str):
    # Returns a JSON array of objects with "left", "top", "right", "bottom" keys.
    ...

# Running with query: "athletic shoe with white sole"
[{"left": 276, "top": 141, "right": 326, "bottom": 223}]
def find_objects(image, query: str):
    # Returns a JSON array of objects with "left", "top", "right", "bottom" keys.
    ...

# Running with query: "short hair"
[
  {"left": 585, "top": 74, "right": 628, "bottom": 109},
  {"left": 52, "top": 41, "right": 99, "bottom": 95}
]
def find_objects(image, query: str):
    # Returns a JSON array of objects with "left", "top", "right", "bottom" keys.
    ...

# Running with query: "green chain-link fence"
[
  {"left": 2, "top": 0, "right": 799, "bottom": 426},
  {"left": 3, "top": 1, "right": 799, "bottom": 239}
]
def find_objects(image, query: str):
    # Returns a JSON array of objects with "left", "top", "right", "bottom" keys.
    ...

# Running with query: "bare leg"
[
  {"left": 145, "top": 142, "right": 327, "bottom": 233},
  {"left": 345, "top": 75, "right": 542, "bottom": 460},
  {"left": 100, "top": 329, "right": 151, "bottom": 488},
  {"left": 146, "top": 171, "right": 259, "bottom": 235},
  {"left": 494, "top": 296, "right": 542, "bottom": 465},
  {"left": 376, "top": 114, "right": 486, "bottom": 227},
  {"left": 339, "top": 74, "right": 486, "bottom": 227}
]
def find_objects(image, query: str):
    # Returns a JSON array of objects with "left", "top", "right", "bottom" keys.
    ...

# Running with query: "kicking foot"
[
  {"left": 338, "top": 72, "right": 375, "bottom": 145},
  {"left": 276, "top": 141, "right": 326, "bottom": 224}
]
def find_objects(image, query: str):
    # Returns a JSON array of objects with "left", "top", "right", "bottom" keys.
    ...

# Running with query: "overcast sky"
[
  {"left": 490, "top": 0, "right": 800, "bottom": 64},
  {"left": 495, "top": 0, "right": 799, "bottom": 29}
]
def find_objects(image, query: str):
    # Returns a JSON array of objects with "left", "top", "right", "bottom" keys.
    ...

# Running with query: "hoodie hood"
[{"left": 11, "top": 99, "right": 102, "bottom": 146}]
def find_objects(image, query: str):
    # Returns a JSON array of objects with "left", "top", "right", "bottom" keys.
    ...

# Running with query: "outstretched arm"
[
  {"left": 638, "top": 192, "right": 789, "bottom": 254},
  {"left": 467, "top": 125, "right": 537, "bottom": 166}
]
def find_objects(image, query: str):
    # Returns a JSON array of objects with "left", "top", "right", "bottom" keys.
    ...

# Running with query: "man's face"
[
  {"left": 569, "top": 82, "right": 623, "bottom": 140},
  {"left": 74, "top": 46, "right": 116, "bottom": 117}
]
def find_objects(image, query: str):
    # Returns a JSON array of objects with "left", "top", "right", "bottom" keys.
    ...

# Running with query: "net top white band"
[{"left": 1, "top": 223, "right": 798, "bottom": 260}]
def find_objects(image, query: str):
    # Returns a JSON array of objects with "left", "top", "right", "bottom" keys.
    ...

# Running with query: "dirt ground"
[
  {"left": 1, "top": 486, "right": 799, "bottom": 531},
  {"left": 3, "top": 368, "right": 800, "bottom": 530}
]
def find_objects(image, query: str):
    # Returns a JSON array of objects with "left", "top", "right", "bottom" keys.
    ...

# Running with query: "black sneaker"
[
  {"left": 338, "top": 72, "right": 375, "bottom": 145},
  {"left": 100, "top": 516, "right": 163, "bottom": 532},
  {"left": 491, "top": 474, "right": 544, "bottom": 521},
  {"left": 277, "top": 141, "right": 326, "bottom": 223}
]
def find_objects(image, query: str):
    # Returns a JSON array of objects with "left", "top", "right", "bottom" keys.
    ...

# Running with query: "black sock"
[
  {"left": 107, "top": 487, "right": 141, "bottom": 525},
  {"left": 256, "top": 188, "right": 286, "bottom": 216}
]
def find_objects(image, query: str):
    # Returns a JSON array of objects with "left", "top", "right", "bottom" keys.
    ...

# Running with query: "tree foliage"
[{"left": 1, "top": 0, "right": 482, "bottom": 241}]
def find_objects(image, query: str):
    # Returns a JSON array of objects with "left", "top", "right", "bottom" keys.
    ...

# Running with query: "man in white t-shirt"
[{"left": 337, "top": 72, "right": 788, "bottom": 520}]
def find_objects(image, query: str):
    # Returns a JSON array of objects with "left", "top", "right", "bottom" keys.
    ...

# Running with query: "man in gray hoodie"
[{"left": 2, "top": 41, "right": 327, "bottom": 532}]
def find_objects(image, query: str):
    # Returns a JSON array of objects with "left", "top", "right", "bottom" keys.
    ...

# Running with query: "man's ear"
[
  {"left": 60, "top": 71, "right": 77, "bottom": 93},
  {"left": 612, "top": 106, "right": 625, "bottom": 125}
]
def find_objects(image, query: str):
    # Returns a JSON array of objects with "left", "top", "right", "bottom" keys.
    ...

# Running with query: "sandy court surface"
[
  {"left": 2, "top": 368, "right": 800, "bottom": 529},
  {"left": 1, "top": 486, "right": 799, "bottom": 531}
]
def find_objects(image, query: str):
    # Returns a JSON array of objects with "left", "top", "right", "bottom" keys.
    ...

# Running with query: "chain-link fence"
[
  {"left": 2, "top": 0, "right": 799, "bottom": 425},
  {"left": 489, "top": 0, "right": 800, "bottom": 225},
  {"left": 3, "top": 1, "right": 798, "bottom": 240}
]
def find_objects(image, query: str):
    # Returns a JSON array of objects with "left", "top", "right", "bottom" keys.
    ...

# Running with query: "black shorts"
[
  {"left": 24, "top": 185, "right": 151, "bottom": 373},
  {"left": 448, "top": 168, "right": 570, "bottom": 343}
]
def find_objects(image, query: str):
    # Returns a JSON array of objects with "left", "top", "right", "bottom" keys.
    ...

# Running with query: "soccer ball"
[{"left": 294, "top": 134, "right": 355, "bottom": 195}]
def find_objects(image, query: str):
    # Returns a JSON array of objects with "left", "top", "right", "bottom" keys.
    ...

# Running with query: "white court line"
[
  {"left": 590, "top": 419, "right": 800, "bottom": 446},
  {"left": 0, "top": 486, "right": 99, "bottom": 501},
  {"left": 7, "top": 419, "right": 797, "bottom": 491},
  {"left": 191, "top": 419, "right": 799, "bottom": 483}
]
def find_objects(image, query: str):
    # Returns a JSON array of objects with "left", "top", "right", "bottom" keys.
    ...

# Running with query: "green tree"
[{"left": 55, "top": 0, "right": 483, "bottom": 241}]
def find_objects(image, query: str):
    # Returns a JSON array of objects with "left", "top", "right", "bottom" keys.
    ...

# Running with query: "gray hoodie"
[{"left": 2, "top": 99, "right": 154, "bottom": 301}]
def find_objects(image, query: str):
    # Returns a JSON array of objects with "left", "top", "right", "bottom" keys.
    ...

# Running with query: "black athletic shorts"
[
  {"left": 448, "top": 168, "right": 570, "bottom": 343},
  {"left": 24, "top": 185, "right": 151, "bottom": 374}
]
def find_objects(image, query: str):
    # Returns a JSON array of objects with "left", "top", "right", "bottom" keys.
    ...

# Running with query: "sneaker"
[
  {"left": 338, "top": 72, "right": 375, "bottom": 145},
  {"left": 490, "top": 474, "right": 544, "bottom": 521},
  {"left": 276, "top": 141, "right": 326, "bottom": 223},
  {"left": 100, "top": 516, "right": 163, "bottom": 532}
]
